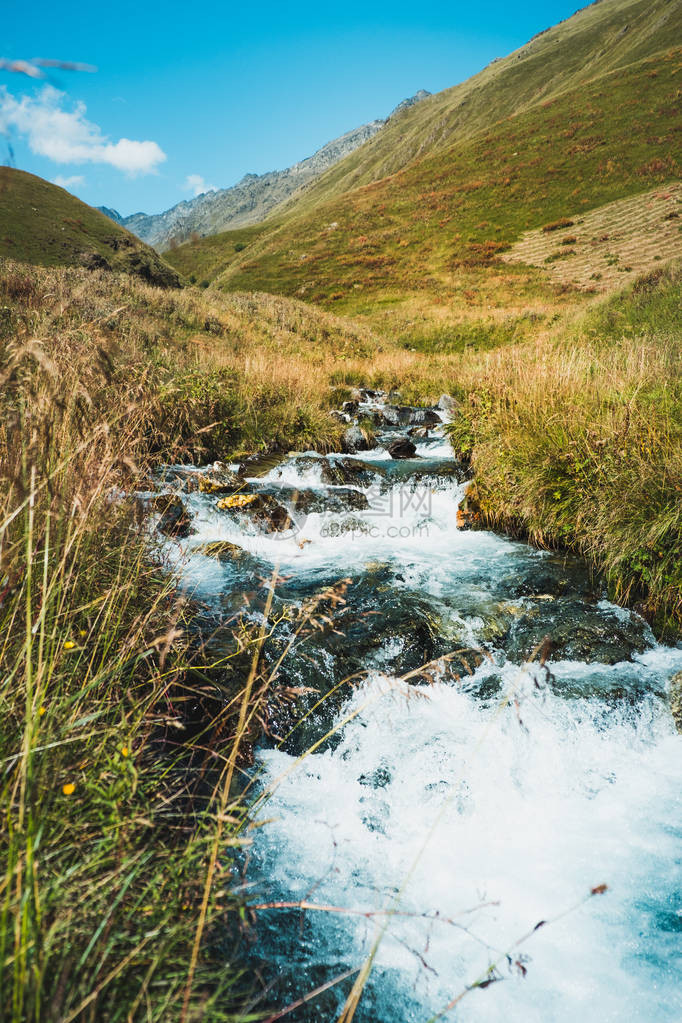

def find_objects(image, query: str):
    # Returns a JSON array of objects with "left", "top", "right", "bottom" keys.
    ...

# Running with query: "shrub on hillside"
[{"left": 542, "top": 217, "right": 575, "bottom": 233}]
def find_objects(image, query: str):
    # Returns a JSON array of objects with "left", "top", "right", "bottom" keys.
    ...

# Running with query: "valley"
[{"left": 1, "top": 0, "right": 681, "bottom": 1020}]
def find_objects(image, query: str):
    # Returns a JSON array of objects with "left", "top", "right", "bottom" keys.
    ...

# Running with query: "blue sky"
[{"left": 2, "top": 1, "right": 584, "bottom": 216}]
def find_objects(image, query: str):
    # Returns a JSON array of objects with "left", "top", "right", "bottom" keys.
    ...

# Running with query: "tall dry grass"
[
  {"left": 0, "top": 260, "right": 391, "bottom": 1021},
  {"left": 450, "top": 263, "right": 682, "bottom": 628}
]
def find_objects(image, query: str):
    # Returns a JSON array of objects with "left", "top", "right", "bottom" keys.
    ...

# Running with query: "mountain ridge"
[
  {"left": 99, "top": 90, "right": 432, "bottom": 251},
  {"left": 264, "top": 0, "right": 680, "bottom": 222},
  {"left": 165, "top": 0, "right": 682, "bottom": 334}
]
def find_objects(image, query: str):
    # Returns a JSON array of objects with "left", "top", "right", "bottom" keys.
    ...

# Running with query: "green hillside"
[
  {"left": 0, "top": 168, "right": 181, "bottom": 287},
  {"left": 168, "top": 45, "right": 682, "bottom": 334},
  {"left": 272, "top": 0, "right": 682, "bottom": 218}
]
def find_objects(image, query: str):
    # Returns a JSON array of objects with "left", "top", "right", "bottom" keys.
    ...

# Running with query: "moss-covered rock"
[
  {"left": 216, "top": 492, "right": 292, "bottom": 532},
  {"left": 194, "top": 540, "right": 244, "bottom": 559}
]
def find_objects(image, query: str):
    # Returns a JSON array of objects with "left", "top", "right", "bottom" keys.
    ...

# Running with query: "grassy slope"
[
  {"left": 0, "top": 168, "right": 181, "bottom": 288},
  {"left": 166, "top": 22, "right": 682, "bottom": 339},
  {"left": 165, "top": 221, "right": 272, "bottom": 286},
  {"left": 167, "top": 0, "right": 680, "bottom": 249},
  {"left": 214, "top": 52, "right": 681, "bottom": 316},
  {"left": 271, "top": 0, "right": 682, "bottom": 216}
]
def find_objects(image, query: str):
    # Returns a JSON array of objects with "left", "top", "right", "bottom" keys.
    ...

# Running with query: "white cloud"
[
  {"left": 183, "top": 173, "right": 217, "bottom": 197},
  {"left": 52, "top": 174, "right": 85, "bottom": 189},
  {"left": 0, "top": 85, "right": 166, "bottom": 176}
]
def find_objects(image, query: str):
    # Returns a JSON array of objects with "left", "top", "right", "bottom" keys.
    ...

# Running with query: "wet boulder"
[
  {"left": 263, "top": 587, "right": 460, "bottom": 756},
  {"left": 321, "top": 457, "right": 385, "bottom": 488},
  {"left": 198, "top": 468, "right": 241, "bottom": 494},
  {"left": 388, "top": 438, "right": 417, "bottom": 460},
  {"left": 216, "top": 492, "right": 292, "bottom": 533},
  {"left": 342, "top": 400, "right": 359, "bottom": 415},
  {"left": 342, "top": 424, "right": 377, "bottom": 454},
  {"left": 410, "top": 408, "right": 442, "bottom": 427},
  {"left": 152, "top": 494, "right": 193, "bottom": 537},
  {"left": 378, "top": 406, "right": 402, "bottom": 427},
  {"left": 291, "top": 487, "right": 369, "bottom": 515},
  {"left": 503, "top": 600, "right": 653, "bottom": 665},
  {"left": 497, "top": 552, "right": 600, "bottom": 603},
  {"left": 438, "top": 393, "right": 459, "bottom": 412},
  {"left": 388, "top": 458, "right": 466, "bottom": 487}
]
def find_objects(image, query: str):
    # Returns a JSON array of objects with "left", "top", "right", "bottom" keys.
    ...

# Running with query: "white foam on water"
[
  {"left": 252, "top": 665, "right": 682, "bottom": 1022},
  {"left": 152, "top": 427, "right": 682, "bottom": 1020}
]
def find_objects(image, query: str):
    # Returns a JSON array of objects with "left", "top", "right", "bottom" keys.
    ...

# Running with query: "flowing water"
[{"left": 157, "top": 393, "right": 682, "bottom": 1022}]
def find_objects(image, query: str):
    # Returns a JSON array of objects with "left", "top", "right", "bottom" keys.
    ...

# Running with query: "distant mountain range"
[{"left": 98, "top": 90, "right": 431, "bottom": 251}]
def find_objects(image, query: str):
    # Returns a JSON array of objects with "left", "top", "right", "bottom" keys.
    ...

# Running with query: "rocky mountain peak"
[{"left": 389, "top": 89, "right": 432, "bottom": 118}]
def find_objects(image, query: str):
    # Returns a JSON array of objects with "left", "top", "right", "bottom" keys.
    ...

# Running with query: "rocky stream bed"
[{"left": 149, "top": 391, "right": 682, "bottom": 1022}]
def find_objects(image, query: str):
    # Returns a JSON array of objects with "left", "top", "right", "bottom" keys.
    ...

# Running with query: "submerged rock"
[
  {"left": 263, "top": 581, "right": 471, "bottom": 756},
  {"left": 321, "top": 515, "right": 371, "bottom": 537},
  {"left": 388, "top": 438, "right": 417, "bottom": 460},
  {"left": 321, "top": 457, "right": 385, "bottom": 487},
  {"left": 670, "top": 672, "right": 682, "bottom": 733},
  {"left": 502, "top": 600, "right": 652, "bottom": 666},
  {"left": 290, "top": 487, "right": 369, "bottom": 515}
]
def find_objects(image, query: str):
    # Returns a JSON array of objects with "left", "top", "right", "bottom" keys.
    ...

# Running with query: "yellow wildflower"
[
  {"left": 38, "top": 705, "right": 46, "bottom": 717},
  {"left": 62, "top": 782, "right": 75, "bottom": 796},
  {"left": 63, "top": 640, "right": 76, "bottom": 650},
  {"left": 121, "top": 745, "right": 129, "bottom": 757}
]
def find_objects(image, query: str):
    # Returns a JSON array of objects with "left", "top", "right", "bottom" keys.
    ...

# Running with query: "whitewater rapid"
[{"left": 158, "top": 398, "right": 682, "bottom": 1021}]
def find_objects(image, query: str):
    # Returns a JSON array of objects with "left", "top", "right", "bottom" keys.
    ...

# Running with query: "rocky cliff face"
[{"left": 99, "top": 91, "right": 430, "bottom": 251}]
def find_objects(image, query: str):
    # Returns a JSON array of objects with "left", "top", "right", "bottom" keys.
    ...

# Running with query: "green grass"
[
  {"left": 166, "top": 223, "right": 275, "bottom": 286},
  {"left": 0, "top": 169, "right": 181, "bottom": 288},
  {"left": 397, "top": 313, "right": 546, "bottom": 354}
]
